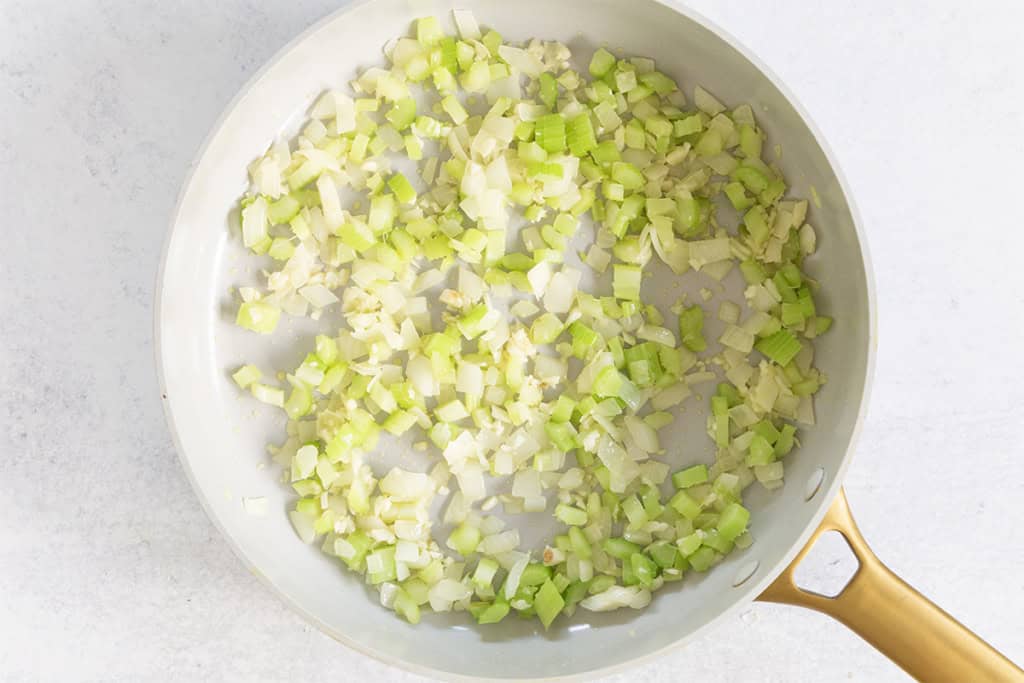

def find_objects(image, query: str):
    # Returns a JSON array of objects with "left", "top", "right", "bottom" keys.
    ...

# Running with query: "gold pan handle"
[{"left": 758, "top": 489, "right": 1023, "bottom": 682}]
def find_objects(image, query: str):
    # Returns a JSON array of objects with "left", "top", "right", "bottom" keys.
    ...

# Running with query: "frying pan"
[{"left": 156, "top": 0, "right": 1023, "bottom": 679}]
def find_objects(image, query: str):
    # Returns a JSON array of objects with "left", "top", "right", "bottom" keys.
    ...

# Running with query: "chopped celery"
[
  {"left": 630, "top": 553, "right": 658, "bottom": 587},
  {"left": 589, "top": 48, "right": 616, "bottom": 77},
  {"left": 669, "top": 490, "right": 701, "bottom": 520},
  {"left": 520, "top": 563, "right": 552, "bottom": 587},
  {"left": 555, "top": 504, "right": 588, "bottom": 526},
  {"left": 678, "top": 305, "right": 706, "bottom": 352},
  {"left": 539, "top": 72, "right": 558, "bottom": 110},
  {"left": 476, "top": 601, "right": 510, "bottom": 624},
  {"left": 603, "top": 537, "right": 641, "bottom": 560},
  {"left": 447, "top": 523, "right": 482, "bottom": 556},
  {"left": 569, "top": 526, "right": 591, "bottom": 559},
  {"left": 231, "top": 364, "right": 262, "bottom": 388},
  {"left": 611, "top": 162, "right": 645, "bottom": 190},
  {"left": 567, "top": 113, "right": 597, "bottom": 157},
  {"left": 535, "top": 580, "right": 564, "bottom": 629},
  {"left": 387, "top": 173, "right": 416, "bottom": 205},
  {"left": 545, "top": 421, "right": 579, "bottom": 452},
  {"left": 755, "top": 329, "right": 803, "bottom": 366},
  {"left": 534, "top": 114, "right": 566, "bottom": 153},
  {"left": 717, "top": 503, "right": 750, "bottom": 542},
  {"left": 530, "top": 312, "right": 564, "bottom": 344},
  {"left": 613, "top": 264, "right": 642, "bottom": 301},
  {"left": 229, "top": 17, "right": 833, "bottom": 630},
  {"left": 236, "top": 301, "right": 280, "bottom": 334},
  {"left": 672, "top": 464, "right": 708, "bottom": 489},
  {"left": 687, "top": 546, "right": 716, "bottom": 572}
]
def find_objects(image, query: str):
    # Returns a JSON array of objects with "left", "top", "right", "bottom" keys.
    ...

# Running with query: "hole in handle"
[{"left": 793, "top": 530, "right": 859, "bottom": 598}]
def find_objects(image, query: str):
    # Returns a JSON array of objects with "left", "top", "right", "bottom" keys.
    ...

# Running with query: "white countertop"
[{"left": 3, "top": 1, "right": 1023, "bottom": 680}]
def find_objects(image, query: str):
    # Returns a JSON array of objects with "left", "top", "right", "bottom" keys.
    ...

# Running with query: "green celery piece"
[
  {"left": 569, "top": 321, "right": 602, "bottom": 359},
  {"left": 589, "top": 48, "right": 616, "bottom": 77},
  {"left": 607, "top": 336, "right": 626, "bottom": 368},
  {"left": 591, "top": 139, "right": 620, "bottom": 164},
  {"left": 236, "top": 301, "right": 280, "bottom": 334},
  {"left": 717, "top": 502, "right": 751, "bottom": 542},
  {"left": 267, "top": 194, "right": 301, "bottom": 225},
  {"left": 545, "top": 421, "right": 579, "bottom": 452},
  {"left": 724, "top": 181, "right": 754, "bottom": 211},
  {"left": 621, "top": 495, "right": 647, "bottom": 527},
  {"left": 793, "top": 378, "right": 820, "bottom": 396},
  {"left": 621, "top": 556, "right": 638, "bottom": 586},
  {"left": 744, "top": 205, "right": 771, "bottom": 245},
  {"left": 569, "top": 526, "right": 592, "bottom": 558},
  {"left": 716, "top": 382, "right": 742, "bottom": 406},
  {"left": 500, "top": 252, "right": 534, "bottom": 271},
  {"left": 481, "top": 29, "right": 502, "bottom": 56},
  {"left": 780, "top": 262, "right": 803, "bottom": 286},
  {"left": 603, "top": 537, "right": 641, "bottom": 560},
  {"left": 562, "top": 580, "right": 590, "bottom": 612},
  {"left": 678, "top": 305, "right": 706, "bottom": 352},
  {"left": 739, "top": 124, "right": 762, "bottom": 159},
  {"left": 554, "top": 504, "right": 588, "bottom": 526},
  {"left": 387, "top": 173, "right": 416, "bottom": 205},
  {"left": 231, "top": 364, "right": 262, "bottom": 388},
  {"left": 630, "top": 553, "right": 658, "bottom": 588},
  {"left": 677, "top": 531, "right": 703, "bottom": 557},
  {"left": 611, "top": 162, "right": 645, "bottom": 190},
  {"left": 520, "top": 563, "right": 553, "bottom": 587},
  {"left": 566, "top": 113, "right": 598, "bottom": 157},
  {"left": 458, "top": 303, "right": 496, "bottom": 339},
  {"left": 734, "top": 165, "right": 769, "bottom": 194},
  {"left": 549, "top": 395, "right": 577, "bottom": 422},
  {"left": 613, "top": 264, "right": 642, "bottom": 301},
  {"left": 775, "top": 424, "right": 797, "bottom": 456},
  {"left": 694, "top": 128, "right": 723, "bottom": 157},
  {"left": 534, "top": 580, "right": 565, "bottom": 629},
  {"left": 552, "top": 534, "right": 572, "bottom": 553},
  {"left": 711, "top": 395, "right": 729, "bottom": 418},
  {"left": 588, "top": 576, "right": 617, "bottom": 596},
  {"left": 745, "top": 434, "right": 775, "bottom": 466},
  {"left": 641, "top": 485, "right": 663, "bottom": 519},
  {"left": 476, "top": 601, "right": 511, "bottom": 624},
  {"left": 688, "top": 546, "right": 717, "bottom": 572},
  {"left": 752, "top": 419, "right": 781, "bottom": 444},
  {"left": 530, "top": 312, "right": 564, "bottom": 344},
  {"left": 669, "top": 490, "right": 702, "bottom": 520},
  {"left": 534, "top": 113, "right": 566, "bottom": 153},
  {"left": 672, "top": 464, "right": 709, "bottom": 489},
  {"left": 674, "top": 114, "right": 703, "bottom": 137},
  {"left": 393, "top": 589, "right": 421, "bottom": 624},
  {"left": 648, "top": 542, "right": 678, "bottom": 569},
  {"left": 702, "top": 529, "right": 734, "bottom": 555},
  {"left": 755, "top": 329, "right": 803, "bottom": 366},
  {"left": 739, "top": 259, "right": 767, "bottom": 285},
  {"left": 338, "top": 221, "right": 376, "bottom": 252},
  {"left": 592, "top": 366, "right": 623, "bottom": 397},
  {"left": 539, "top": 72, "right": 558, "bottom": 109},
  {"left": 438, "top": 36, "right": 458, "bottom": 73},
  {"left": 640, "top": 70, "right": 677, "bottom": 94},
  {"left": 416, "top": 16, "right": 443, "bottom": 45},
  {"left": 448, "top": 523, "right": 481, "bottom": 556},
  {"left": 385, "top": 97, "right": 417, "bottom": 130},
  {"left": 366, "top": 546, "right": 397, "bottom": 584}
]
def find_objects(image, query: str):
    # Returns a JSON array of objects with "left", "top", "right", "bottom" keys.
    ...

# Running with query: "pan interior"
[{"left": 158, "top": 0, "right": 872, "bottom": 678}]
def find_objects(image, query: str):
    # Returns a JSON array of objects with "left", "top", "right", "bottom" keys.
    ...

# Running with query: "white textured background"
[{"left": 3, "top": 1, "right": 1023, "bottom": 681}]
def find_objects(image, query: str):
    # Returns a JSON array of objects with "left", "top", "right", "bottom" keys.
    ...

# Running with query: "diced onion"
[{"left": 230, "top": 10, "right": 831, "bottom": 630}]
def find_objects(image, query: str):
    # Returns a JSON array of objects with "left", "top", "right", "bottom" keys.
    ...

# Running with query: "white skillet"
[{"left": 157, "top": 0, "right": 1020, "bottom": 679}]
